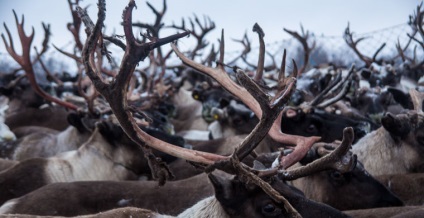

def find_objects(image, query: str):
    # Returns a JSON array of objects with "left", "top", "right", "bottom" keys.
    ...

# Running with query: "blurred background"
[{"left": 0, "top": 0, "right": 420, "bottom": 76}]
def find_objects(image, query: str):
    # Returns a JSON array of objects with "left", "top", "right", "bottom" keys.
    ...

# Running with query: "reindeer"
[
  {"left": 74, "top": 1, "right": 363, "bottom": 217},
  {"left": 279, "top": 66, "right": 375, "bottom": 143},
  {"left": 0, "top": 142, "right": 404, "bottom": 216},
  {"left": 352, "top": 89, "right": 424, "bottom": 176},
  {"left": 0, "top": 172, "right": 353, "bottom": 218},
  {"left": 285, "top": 144, "right": 403, "bottom": 210},
  {"left": 0, "top": 115, "right": 187, "bottom": 205},
  {"left": 9, "top": 113, "right": 94, "bottom": 160},
  {"left": 376, "top": 173, "right": 424, "bottom": 205}
]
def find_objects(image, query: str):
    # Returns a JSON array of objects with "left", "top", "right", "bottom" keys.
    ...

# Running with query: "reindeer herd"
[{"left": 0, "top": 0, "right": 423, "bottom": 217}]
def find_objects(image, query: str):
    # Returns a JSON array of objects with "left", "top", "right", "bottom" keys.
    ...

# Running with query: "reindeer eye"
[
  {"left": 306, "top": 124, "right": 317, "bottom": 134},
  {"left": 330, "top": 171, "right": 343, "bottom": 180},
  {"left": 262, "top": 203, "right": 276, "bottom": 213}
]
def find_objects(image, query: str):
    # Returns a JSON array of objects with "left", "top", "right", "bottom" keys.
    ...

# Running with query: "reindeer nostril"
[{"left": 285, "top": 109, "right": 297, "bottom": 118}]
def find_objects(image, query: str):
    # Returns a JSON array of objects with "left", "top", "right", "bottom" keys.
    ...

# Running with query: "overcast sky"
[{"left": 0, "top": 0, "right": 419, "bottom": 60}]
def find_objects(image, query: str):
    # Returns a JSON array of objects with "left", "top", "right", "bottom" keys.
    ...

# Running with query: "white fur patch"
[
  {"left": 0, "top": 199, "right": 17, "bottom": 214},
  {"left": 0, "top": 123, "right": 16, "bottom": 142},
  {"left": 177, "top": 196, "right": 229, "bottom": 218},
  {"left": 177, "top": 130, "right": 211, "bottom": 141}
]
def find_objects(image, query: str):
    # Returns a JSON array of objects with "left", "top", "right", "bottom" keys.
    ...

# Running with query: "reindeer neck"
[
  {"left": 177, "top": 196, "right": 229, "bottom": 218},
  {"left": 55, "top": 126, "right": 87, "bottom": 150},
  {"left": 47, "top": 129, "right": 135, "bottom": 182}
]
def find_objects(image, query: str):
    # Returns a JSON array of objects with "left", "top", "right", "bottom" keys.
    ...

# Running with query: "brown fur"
[
  {"left": 0, "top": 173, "right": 214, "bottom": 216},
  {"left": 0, "top": 158, "right": 17, "bottom": 172},
  {"left": 289, "top": 161, "right": 403, "bottom": 210},
  {"left": 171, "top": 89, "right": 208, "bottom": 133},
  {"left": 11, "top": 126, "right": 59, "bottom": 139},
  {"left": 0, "top": 207, "right": 166, "bottom": 218},
  {"left": 12, "top": 126, "right": 91, "bottom": 161},
  {"left": 352, "top": 112, "right": 424, "bottom": 176},
  {"left": 0, "top": 127, "right": 147, "bottom": 205},
  {"left": 376, "top": 173, "right": 424, "bottom": 205},
  {"left": 344, "top": 206, "right": 424, "bottom": 218},
  {"left": 6, "top": 107, "right": 70, "bottom": 131},
  {"left": 1, "top": 173, "right": 349, "bottom": 218}
]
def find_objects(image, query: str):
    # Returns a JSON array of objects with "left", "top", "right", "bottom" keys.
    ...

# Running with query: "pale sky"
[{"left": 0, "top": 0, "right": 420, "bottom": 63}]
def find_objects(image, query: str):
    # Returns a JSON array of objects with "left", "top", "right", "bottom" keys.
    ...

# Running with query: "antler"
[
  {"left": 256, "top": 127, "right": 356, "bottom": 180},
  {"left": 308, "top": 65, "right": 354, "bottom": 109},
  {"left": 284, "top": 25, "right": 316, "bottom": 75},
  {"left": 83, "top": 0, "right": 224, "bottom": 183},
  {"left": 253, "top": 23, "right": 265, "bottom": 82},
  {"left": 169, "top": 14, "right": 215, "bottom": 59},
  {"left": 172, "top": 29, "right": 321, "bottom": 169},
  {"left": 66, "top": 0, "right": 84, "bottom": 51},
  {"left": 408, "top": 4, "right": 424, "bottom": 49},
  {"left": 278, "top": 127, "right": 356, "bottom": 180},
  {"left": 404, "top": 4, "right": 424, "bottom": 71},
  {"left": 1, "top": 10, "right": 79, "bottom": 111},
  {"left": 82, "top": 0, "right": 303, "bottom": 182},
  {"left": 344, "top": 23, "right": 386, "bottom": 67}
]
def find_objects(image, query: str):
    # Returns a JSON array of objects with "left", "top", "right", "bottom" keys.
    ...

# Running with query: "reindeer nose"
[{"left": 378, "top": 194, "right": 404, "bottom": 207}]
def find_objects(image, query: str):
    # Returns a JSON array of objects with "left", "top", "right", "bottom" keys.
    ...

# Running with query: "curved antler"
[
  {"left": 172, "top": 30, "right": 321, "bottom": 169},
  {"left": 1, "top": 10, "right": 79, "bottom": 111}
]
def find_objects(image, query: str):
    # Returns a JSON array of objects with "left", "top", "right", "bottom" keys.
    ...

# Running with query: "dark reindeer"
[
  {"left": 0, "top": 143, "right": 404, "bottom": 216},
  {"left": 280, "top": 66, "right": 374, "bottom": 143},
  {"left": 76, "top": 1, "right": 360, "bottom": 217},
  {"left": 287, "top": 144, "right": 403, "bottom": 210}
]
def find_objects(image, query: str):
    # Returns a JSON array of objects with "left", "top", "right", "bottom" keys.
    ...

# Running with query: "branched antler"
[
  {"left": 67, "top": 0, "right": 84, "bottom": 51},
  {"left": 408, "top": 3, "right": 424, "bottom": 49},
  {"left": 227, "top": 32, "right": 251, "bottom": 65},
  {"left": 173, "top": 29, "right": 321, "bottom": 170},
  {"left": 308, "top": 65, "right": 355, "bottom": 109},
  {"left": 256, "top": 127, "right": 356, "bottom": 180},
  {"left": 344, "top": 23, "right": 386, "bottom": 67},
  {"left": 169, "top": 14, "right": 215, "bottom": 59},
  {"left": 284, "top": 25, "right": 316, "bottom": 75},
  {"left": 2, "top": 10, "right": 79, "bottom": 111},
  {"left": 131, "top": 0, "right": 167, "bottom": 38},
  {"left": 278, "top": 127, "right": 356, "bottom": 180},
  {"left": 83, "top": 0, "right": 194, "bottom": 183},
  {"left": 234, "top": 67, "right": 296, "bottom": 160}
]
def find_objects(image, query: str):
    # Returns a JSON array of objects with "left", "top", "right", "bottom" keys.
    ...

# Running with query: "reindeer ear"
[
  {"left": 209, "top": 173, "right": 247, "bottom": 216},
  {"left": 171, "top": 75, "right": 186, "bottom": 91},
  {"left": 387, "top": 87, "right": 412, "bottom": 110},
  {"left": 80, "top": 117, "right": 96, "bottom": 133},
  {"left": 253, "top": 160, "right": 267, "bottom": 170},
  {"left": 67, "top": 113, "right": 86, "bottom": 133},
  {"left": 209, "top": 173, "right": 235, "bottom": 201},
  {"left": 361, "top": 69, "right": 371, "bottom": 80},
  {"left": 96, "top": 121, "right": 124, "bottom": 145},
  {"left": 0, "top": 87, "right": 13, "bottom": 96},
  {"left": 381, "top": 113, "right": 411, "bottom": 138}
]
